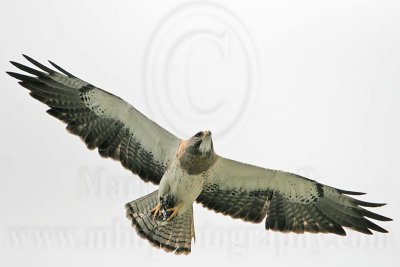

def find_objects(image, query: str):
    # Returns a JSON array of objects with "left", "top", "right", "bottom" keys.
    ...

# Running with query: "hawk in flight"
[{"left": 7, "top": 55, "right": 392, "bottom": 254}]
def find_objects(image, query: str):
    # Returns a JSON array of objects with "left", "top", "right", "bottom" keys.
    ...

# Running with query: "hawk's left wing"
[
  {"left": 7, "top": 55, "right": 180, "bottom": 184},
  {"left": 197, "top": 157, "right": 392, "bottom": 235}
]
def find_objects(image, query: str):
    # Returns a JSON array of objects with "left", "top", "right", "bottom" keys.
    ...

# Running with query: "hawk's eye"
[{"left": 194, "top": 131, "right": 203, "bottom": 138}]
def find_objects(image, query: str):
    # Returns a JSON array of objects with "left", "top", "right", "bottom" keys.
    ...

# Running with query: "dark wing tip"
[
  {"left": 353, "top": 199, "right": 387, "bottom": 208},
  {"left": 337, "top": 188, "right": 366, "bottom": 195},
  {"left": 375, "top": 228, "right": 389, "bottom": 233},
  {"left": 337, "top": 229, "right": 347, "bottom": 236},
  {"left": 22, "top": 54, "right": 35, "bottom": 63},
  {"left": 6, "top": 72, "right": 37, "bottom": 83},
  {"left": 358, "top": 228, "right": 373, "bottom": 235},
  {"left": 9, "top": 60, "right": 45, "bottom": 77},
  {"left": 6, "top": 71, "right": 18, "bottom": 78},
  {"left": 48, "top": 60, "right": 76, "bottom": 78},
  {"left": 361, "top": 209, "right": 393, "bottom": 222},
  {"left": 9, "top": 60, "right": 26, "bottom": 70},
  {"left": 22, "top": 54, "right": 55, "bottom": 74},
  {"left": 9, "top": 60, "right": 18, "bottom": 66}
]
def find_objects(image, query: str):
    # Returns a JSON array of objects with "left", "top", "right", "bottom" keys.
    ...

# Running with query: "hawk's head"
[
  {"left": 187, "top": 130, "right": 214, "bottom": 157},
  {"left": 177, "top": 130, "right": 217, "bottom": 174}
]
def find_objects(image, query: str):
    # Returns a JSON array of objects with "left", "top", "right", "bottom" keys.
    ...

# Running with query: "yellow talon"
[
  {"left": 150, "top": 203, "right": 161, "bottom": 220},
  {"left": 166, "top": 203, "right": 184, "bottom": 222}
]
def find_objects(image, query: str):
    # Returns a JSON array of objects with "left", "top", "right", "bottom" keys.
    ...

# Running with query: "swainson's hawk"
[{"left": 7, "top": 55, "right": 392, "bottom": 254}]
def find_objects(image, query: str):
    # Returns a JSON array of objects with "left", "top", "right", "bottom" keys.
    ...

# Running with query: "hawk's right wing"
[
  {"left": 7, "top": 55, "right": 180, "bottom": 184},
  {"left": 197, "top": 157, "right": 392, "bottom": 235}
]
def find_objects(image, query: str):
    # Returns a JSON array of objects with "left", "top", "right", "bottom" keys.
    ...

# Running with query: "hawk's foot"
[
  {"left": 150, "top": 202, "right": 162, "bottom": 220},
  {"left": 166, "top": 202, "right": 185, "bottom": 222}
]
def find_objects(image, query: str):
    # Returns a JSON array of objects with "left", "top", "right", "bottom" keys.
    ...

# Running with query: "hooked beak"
[{"left": 203, "top": 130, "right": 211, "bottom": 137}]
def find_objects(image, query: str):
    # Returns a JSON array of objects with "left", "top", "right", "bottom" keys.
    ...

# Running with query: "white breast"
[{"left": 159, "top": 160, "right": 208, "bottom": 205}]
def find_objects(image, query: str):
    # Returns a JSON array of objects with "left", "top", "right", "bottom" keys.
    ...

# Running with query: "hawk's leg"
[
  {"left": 150, "top": 202, "right": 162, "bottom": 220},
  {"left": 151, "top": 195, "right": 180, "bottom": 221},
  {"left": 166, "top": 202, "right": 185, "bottom": 222}
]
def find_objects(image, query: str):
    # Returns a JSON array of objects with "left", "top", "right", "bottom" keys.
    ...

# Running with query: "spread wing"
[
  {"left": 7, "top": 55, "right": 180, "bottom": 184},
  {"left": 197, "top": 157, "right": 392, "bottom": 235}
]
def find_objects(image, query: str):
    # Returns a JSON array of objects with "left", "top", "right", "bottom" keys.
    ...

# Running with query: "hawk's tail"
[{"left": 125, "top": 190, "right": 195, "bottom": 255}]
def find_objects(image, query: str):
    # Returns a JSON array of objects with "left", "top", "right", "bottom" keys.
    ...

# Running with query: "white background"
[{"left": 1, "top": 0, "right": 399, "bottom": 266}]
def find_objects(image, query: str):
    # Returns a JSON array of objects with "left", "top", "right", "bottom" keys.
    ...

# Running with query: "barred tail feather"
[{"left": 125, "top": 190, "right": 195, "bottom": 254}]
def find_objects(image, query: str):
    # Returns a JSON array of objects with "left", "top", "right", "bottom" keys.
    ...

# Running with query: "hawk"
[{"left": 7, "top": 55, "right": 392, "bottom": 254}]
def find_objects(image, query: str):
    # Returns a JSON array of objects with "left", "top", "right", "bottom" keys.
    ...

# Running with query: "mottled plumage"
[{"left": 7, "top": 55, "right": 392, "bottom": 255}]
